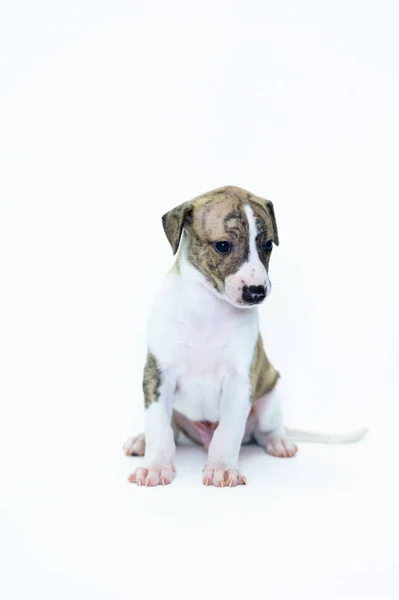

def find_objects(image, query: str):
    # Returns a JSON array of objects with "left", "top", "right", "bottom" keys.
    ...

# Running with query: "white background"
[{"left": 1, "top": 1, "right": 398, "bottom": 598}]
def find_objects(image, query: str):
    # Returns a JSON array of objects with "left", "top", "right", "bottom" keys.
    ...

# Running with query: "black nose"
[{"left": 242, "top": 285, "right": 266, "bottom": 304}]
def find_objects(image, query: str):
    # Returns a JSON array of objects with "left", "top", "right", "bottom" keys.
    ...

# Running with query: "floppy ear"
[
  {"left": 264, "top": 199, "right": 279, "bottom": 246},
  {"left": 161, "top": 201, "right": 193, "bottom": 254}
]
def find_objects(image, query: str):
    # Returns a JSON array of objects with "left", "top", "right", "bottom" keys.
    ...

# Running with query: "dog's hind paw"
[
  {"left": 123, "top": 433, "right": 146, "bottom": 457},
  {"left": 266, "top": 436, "right": 298, "bottom": 458}
]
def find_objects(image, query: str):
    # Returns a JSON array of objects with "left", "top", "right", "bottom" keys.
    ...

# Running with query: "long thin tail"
[{"left": 285, "top": 426, "right": 368, "bottom": 444}]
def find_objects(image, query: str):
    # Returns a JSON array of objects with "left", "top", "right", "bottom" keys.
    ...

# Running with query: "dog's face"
[{"left": 162, "top": 186, "right": 279, "bottom": 308}]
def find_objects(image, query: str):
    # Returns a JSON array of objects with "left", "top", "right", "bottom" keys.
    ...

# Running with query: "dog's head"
[{"left": 162, "top": 186, "right": 279, "bottom": 308}]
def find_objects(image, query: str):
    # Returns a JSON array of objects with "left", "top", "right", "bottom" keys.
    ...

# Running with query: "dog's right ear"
[{"left": 162, "top": 202, "right": 193, "bottom": 255}]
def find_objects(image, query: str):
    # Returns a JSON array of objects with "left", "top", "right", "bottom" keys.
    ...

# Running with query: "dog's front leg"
[
  {"left": 203, "top": 374, "right": 251, "bottom": 488},
  {"left": 128, "top": 363, "right": 176, "bottom": 487}
]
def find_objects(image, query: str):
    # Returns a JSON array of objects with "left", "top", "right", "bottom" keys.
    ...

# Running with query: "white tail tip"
[{"left": 285, "top": 426, "right": 369, "bottom": 444}]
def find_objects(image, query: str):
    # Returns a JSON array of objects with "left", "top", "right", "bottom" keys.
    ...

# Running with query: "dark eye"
[
  {"left": 214, "top": 241, "right": 232, "bottom": 254},
  {"left": 263, "top": 240, "right": 273, "bottom": 252}
]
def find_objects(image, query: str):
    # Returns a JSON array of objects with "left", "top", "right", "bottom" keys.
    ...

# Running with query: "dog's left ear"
[
  {"left": 263, "top": 199, "right": 279, "bottom": 246},
  {"left": 162, "top": 201, "right": 193, "bottom": 254}
]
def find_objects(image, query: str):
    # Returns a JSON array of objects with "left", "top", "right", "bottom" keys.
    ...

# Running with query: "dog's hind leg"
[
  {"left": 123, "top": 432, "right": 146, "bottom": 456},
  {"left": 123, "top": 412, "right": 180, "bottom": 457},
  {"left": 253, "top": 385, "right": 298, "bottom": 458}
]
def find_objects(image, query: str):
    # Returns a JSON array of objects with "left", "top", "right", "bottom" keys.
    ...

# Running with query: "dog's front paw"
[
  {"left": 202, "top": 465, "right": 247, "bottom": 488},
  {"left": 266, "top": 436, "right": 298, "bottom": 458},
  {"left": 123, "top": 433, "right": 146, "bottom": 456},
  {"left": 128, "top": 463, "right": 176, "bottom": 487}
]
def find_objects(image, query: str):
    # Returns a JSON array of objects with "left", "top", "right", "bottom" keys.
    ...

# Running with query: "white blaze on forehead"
[
  {"left": 244, "top": 204, "right": 260, "bottom": 263},
  {"left": 239, "top": 203, "right": 270, "bottom": 294}
]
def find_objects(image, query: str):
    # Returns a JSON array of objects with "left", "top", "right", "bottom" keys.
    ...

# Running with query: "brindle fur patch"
[
  {"left": 250, "top": 334, "right": 280, "bottom": 402},
  {"left": 187, "top": 195, "right": 251, "bottom": 292},
  {"left": 143, "top": 352, "right": 162, "bottom": 409}
]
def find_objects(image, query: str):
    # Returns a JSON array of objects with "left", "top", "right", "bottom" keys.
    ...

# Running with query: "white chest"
[{"left": 147, "top": 273, "right": 259, "bottom": 421}]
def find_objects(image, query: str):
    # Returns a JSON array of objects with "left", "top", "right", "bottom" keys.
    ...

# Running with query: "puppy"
[{"left": 124, "top": 186, "right": 367, "bottom": 487}]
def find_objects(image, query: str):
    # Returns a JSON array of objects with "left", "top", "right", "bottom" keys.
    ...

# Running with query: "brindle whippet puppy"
[{"left": 124, "top": 186, "right": 367, "bottom": 487}]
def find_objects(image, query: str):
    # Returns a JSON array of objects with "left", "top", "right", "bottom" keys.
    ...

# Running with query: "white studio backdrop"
[{"left": 1, "top": 2, "right": 398, "bottom": 599}]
